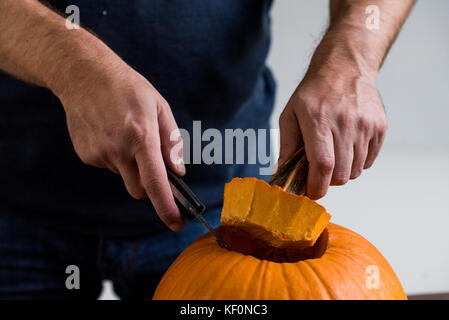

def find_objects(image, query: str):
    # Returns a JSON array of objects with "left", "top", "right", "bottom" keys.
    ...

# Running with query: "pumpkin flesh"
[{"left": 220, "top": 177, "right": 331, "bottom": 248}]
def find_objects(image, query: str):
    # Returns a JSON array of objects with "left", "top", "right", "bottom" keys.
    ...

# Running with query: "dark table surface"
[{"left": 408, "top": 292, "right": 449, "bottom": 300}]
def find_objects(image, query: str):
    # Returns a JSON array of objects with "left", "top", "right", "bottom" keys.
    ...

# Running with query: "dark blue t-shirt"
[{"left": 0, "top": 0, "right": 275, "bottom": 235}]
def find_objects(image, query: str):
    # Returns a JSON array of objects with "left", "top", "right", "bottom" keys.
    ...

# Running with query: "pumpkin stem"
[{"left": 269, "top": 146, "right": 308, "bottom": 196}]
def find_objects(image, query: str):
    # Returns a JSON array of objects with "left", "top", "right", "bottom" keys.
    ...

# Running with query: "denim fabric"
[
  {"left": 0, "top": 0, "right": 275, "bottom": 236},
  {"left": 0, "top": 209, "right": 220, "bottom": 300}
]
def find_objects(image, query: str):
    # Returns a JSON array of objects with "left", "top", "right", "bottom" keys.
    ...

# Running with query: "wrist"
[
  {"left": 306, "top": 29, "right": 382, "bottom": 84},
  {"left": 46, "top": 33, "right": 129, "bottom": 101}
]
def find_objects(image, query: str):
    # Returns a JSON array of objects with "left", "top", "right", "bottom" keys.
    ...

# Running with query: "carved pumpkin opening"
[{"left": 216, "top": 226, "right": 329, "bottom": 263}]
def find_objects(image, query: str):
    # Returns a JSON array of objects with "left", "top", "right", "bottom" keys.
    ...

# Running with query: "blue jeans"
[{"left": 0, "top": 209, "right": 221, "bottom": 300}]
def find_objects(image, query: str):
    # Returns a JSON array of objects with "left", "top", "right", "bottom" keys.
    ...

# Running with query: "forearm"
[
  {"left": 0, "top": 0, "right": 124, "bottom": 97},
  {"left": 279, "top": 0, "right": 414, "bottom": 198},
  {"left": 308, "top": 0, "right": 415, "bottom": 79}
]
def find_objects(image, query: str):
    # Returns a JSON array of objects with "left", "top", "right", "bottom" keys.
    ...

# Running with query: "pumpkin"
[
  {"left": 154, "top": 223, "right": 406, "bottom": 299},
  {"left": 154, "top": 148, "right": 406, "bottom": 300}
]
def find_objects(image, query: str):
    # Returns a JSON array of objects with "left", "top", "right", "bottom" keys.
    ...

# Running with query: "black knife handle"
[{"left": 166, "top": 166, "right": 206, "bottom": 220}]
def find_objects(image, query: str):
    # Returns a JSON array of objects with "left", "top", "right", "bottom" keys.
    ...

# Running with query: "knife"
[{"left": 166, "top": 166, "right": 229, "bottom": 249}]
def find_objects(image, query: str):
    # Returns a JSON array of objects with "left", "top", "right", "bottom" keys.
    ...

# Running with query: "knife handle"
[
  {"left": 166, "top": 166, "right": 206, "bottom": 221},
  {"left": 268, "top": 146, "right": 309, "bottom": 196}
]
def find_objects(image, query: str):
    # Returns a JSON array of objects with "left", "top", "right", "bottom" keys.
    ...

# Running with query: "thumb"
[
  {"left": 278, "top": 108, "right": 303, "bottom": 170},
  {"left": 157, "top": 99, "right": 186, "bottom": 176}
]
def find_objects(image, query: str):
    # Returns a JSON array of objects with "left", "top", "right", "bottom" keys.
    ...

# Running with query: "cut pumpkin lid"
[{"left": 220, "top": 177, "right": 331, "bottom": 248}]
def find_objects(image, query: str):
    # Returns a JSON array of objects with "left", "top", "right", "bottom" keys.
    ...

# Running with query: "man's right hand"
[
  {"left": 58, "top": 63, "right": 186, "bottom": 231},
  {"left": 0, "top": 0, "right": 185, "bottom": 231}
]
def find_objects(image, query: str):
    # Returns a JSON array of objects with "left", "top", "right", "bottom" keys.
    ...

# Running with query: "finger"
[
  {"left": 278, "top": 108, "right": 303, "bottom": 169},
  {"left": 350, "top": 138, "right": 369, "bottom": 180},
  {"left": 330, "top": 132, "right": 353, "bottom": 186},
  {"left": 135, "top": 133, "right": 184, "bottom": 231},
  {"left": 364, "top": 129, "right": 386, "bottom": 169},
  {"left": 157, "top": 99, "right": 185, "bottom": 176},
  {"left": 303, "top": 128, "right": 334, "bottom": 200},
  {"left": 118, "top": 159, "right": 147, "bottom": 200}
]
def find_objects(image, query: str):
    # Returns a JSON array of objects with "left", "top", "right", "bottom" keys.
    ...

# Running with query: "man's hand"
[
  {"left": 279, "top": 69, "right": 386, "bottom": 199},
  {"left": 278, "top": 0, "right": 414, "bottom": 199},
  {"left": 59, "top": 63, "right": 186, "bottom": 231},
  {"left": 0, "top": 0, "right": 185, "bottom": 230}
]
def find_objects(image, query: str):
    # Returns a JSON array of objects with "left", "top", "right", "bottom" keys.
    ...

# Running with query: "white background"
[
  {"left": 100, "top": 0, "right": 449, "bottom": 299},
  {"left": 267, "top": 0, "right": 449, "bottom": 295}
]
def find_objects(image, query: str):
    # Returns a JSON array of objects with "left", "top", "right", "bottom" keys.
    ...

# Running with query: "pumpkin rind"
[{"left": 153, "top": 223, "right": 407, "bottom": 300}]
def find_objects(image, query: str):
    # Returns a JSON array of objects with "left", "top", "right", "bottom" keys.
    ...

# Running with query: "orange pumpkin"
[{"left": 153, "top": 177, "right": 406, "bottom": 300}]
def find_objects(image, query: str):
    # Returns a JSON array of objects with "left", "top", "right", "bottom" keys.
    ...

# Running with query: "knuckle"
[
  {"left": 77, "top": 148, "right": 102, "bottom": 167},
  {"left": 310, "top": 111, "right": 331, "bottom": 129},
  {"left": 315, "top": 156, "right": 335, "bottom": 174},
  {"left": 279, "top": 107, "right": 297, "bottom": 127},
  {"left": 337, "top": 113, "right": 356, "bottom": 131},
  {"left": 78, "top": 153, "right": 94, "bottom": 166},
  {"left": 357, "top": 116, "right": 372, "bottom": 132},
  {"left": 142, "top": 175, "right": 164, "bottom": 196},
  {"left": 103, "top": 142, "right": 121, "bottom": 160},
  {"left": 160, "top": 97, "right": 170, "bottom": 109},
  {"left": 157, "top": 97, "right": 171, "bottom": 114},
  {"left": 377, "top": 120, "right": 388, "bottom": 134},
  {"left": 295, "top": 89, "right": 313, "bottom": 106},
  {"left": 125, "top": 121, "right": 147, "bottom": 147},
  {"left": 279, "top": 109, "right": 289, "bottom": 123}
]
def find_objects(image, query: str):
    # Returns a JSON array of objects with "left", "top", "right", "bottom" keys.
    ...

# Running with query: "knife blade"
[{"left": 166, "top": 166, "right": 229, "bottom": 249}]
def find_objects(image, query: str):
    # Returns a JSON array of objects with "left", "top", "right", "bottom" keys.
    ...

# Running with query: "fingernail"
[{"left": 169, "top": 221, "right": 184, "bottom": 232}]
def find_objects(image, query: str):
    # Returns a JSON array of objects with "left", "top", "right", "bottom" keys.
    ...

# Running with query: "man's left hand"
[{"left": 278, "top": 69, "right": 387, "bottom": 200}]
